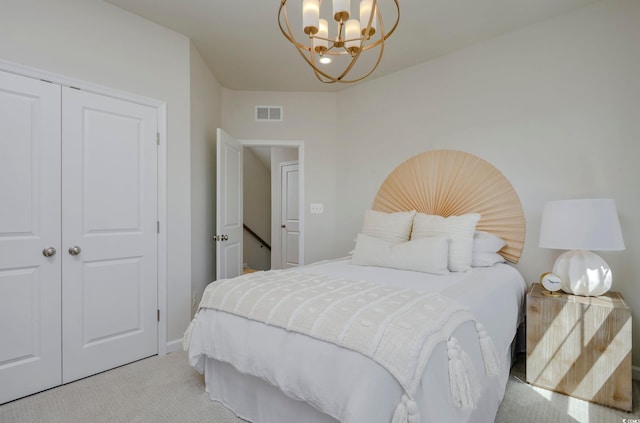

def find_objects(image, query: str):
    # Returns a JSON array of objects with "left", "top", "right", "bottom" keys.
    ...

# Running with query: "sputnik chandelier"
[{"left": 278, "top": 0, "right": 400, "bottom": 83}]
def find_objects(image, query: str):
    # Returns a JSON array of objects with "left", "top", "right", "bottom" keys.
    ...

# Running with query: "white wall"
[
  {"left": 221, "top": 90, "right": 338, "bottom": 265},
  {"left": 0, "top": 0, "right": 192, "bottom": 348},
  {"left": 335, "top": 0, "right": 640, "bottom": 365},
  {"left": 243, "top": 147, "right": 272, "bottom": 271},
  {"left": 4, "top": 0, "right": 637, "bottom": 369},
  {"left": 190, "top": 43, "right": 222, "bottom": 316}
]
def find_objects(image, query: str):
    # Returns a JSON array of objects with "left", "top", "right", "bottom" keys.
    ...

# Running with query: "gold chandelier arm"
[
  {"left": 358, "top": 0, "right": 399, "bottom": 53},
  {"left": 334, "top": 26, "right": 385, "bottom": 83},
  {"left": 334, "top": 0, "right": 387, "bottom": 83},
  {"left": 382, "top": 0, "right": 400, "bottom": 41},
  {"left": 309, "top": 0, "right": 399, "bottom": 56},
  {"left": 278, "top": 0, "right": 399, "bottom": 84},
  {"left": 280, "top": 4, "right": 343, "bottom": 83},
  {"left": 278, "top": 1, "right": 311, "bottom": 52}
]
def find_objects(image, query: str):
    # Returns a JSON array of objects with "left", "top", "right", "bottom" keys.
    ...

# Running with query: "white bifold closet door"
[
  {"left": 0, "top": 71, "right": 158, "bottom": 404},
  {"left": 0, "top": 71, "right": 63, "bottom": 404},
  {"left": 61, "top": 87, "right": 158, "bottom": 383}
]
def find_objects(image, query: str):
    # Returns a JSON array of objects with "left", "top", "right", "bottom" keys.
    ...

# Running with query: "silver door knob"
[
  {"left": 42, "top": 247, "right": 56, "bottom": 257},
  {"left": 68, "top": 246, "right": 82, "bottom": 256},
  {"left": 222, "top": 234, "right": 229, "bottom": 241}
]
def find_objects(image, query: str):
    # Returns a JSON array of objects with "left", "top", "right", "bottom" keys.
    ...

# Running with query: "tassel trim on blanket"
[
  {"left": 476, "top": 322, "right": 500, "bottom": 376},
  {"left": 447, "top": 337, "right": 481, "bottom": 408},
  {"left": 392, "top": 394, "right": 420, "bottom": 423},
  {"left": 184, "top": 271, "right": 503, "bottom": 421}
]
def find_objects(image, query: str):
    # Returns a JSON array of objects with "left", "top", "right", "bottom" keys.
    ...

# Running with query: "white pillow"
[
  {"left": 471, "top": 252, "right": 506, "bottom": 267},
  {"left": 411, "top": 213, "right": 481, "bottom": 272},
  {"left": 351, "top": 233, "right": 449, "bottom": 275},
  {"left": 472, "top": 231, "right": 506, "bottom": 253},
  {"left": 361, "top": 209, "right": 417, "bottom": 243}
]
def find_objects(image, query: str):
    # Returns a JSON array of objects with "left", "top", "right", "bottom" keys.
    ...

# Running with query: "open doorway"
[{"left": 242, "top": 142, "right": 303, "bottom": 273}]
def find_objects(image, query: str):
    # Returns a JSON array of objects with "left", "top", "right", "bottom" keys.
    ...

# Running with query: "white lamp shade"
[
  {"left": 303, "top": 0, "right": 320, "bottom": 32},
  {"left": 345, "top": 19, "right": 361, "bottom": 48},
  {"left": 539, "top": 198, "right": 624, "bottom": 251},
  {"left": 317, "top": 19, "right": 329, "bottom": 48},
  {"left": 360, "top": 0, "right": 377, "bottom": 34},
  {"left": 539, "top": 198, "right": 624, "bottom": 296},
  {"left": 333, "top": 0, "right": 350, "bottom": 19}
]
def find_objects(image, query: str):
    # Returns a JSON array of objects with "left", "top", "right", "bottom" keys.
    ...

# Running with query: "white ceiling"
[{"left": 104, "top": 0, "right": 598, "bottom": 92}]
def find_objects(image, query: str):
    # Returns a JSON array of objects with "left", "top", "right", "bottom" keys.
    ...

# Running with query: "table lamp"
[{"left": 539, "top": 198, "right": 625, "bottom": 296}]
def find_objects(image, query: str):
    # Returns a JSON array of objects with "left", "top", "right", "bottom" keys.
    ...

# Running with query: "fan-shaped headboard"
[{"left": 372, "top": 150, "right": 525, "bottom": 263}]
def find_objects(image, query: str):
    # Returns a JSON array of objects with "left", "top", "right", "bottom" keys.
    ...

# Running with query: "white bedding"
[{"left": 187, "top": 259, "right": 526, "bottom": 423}]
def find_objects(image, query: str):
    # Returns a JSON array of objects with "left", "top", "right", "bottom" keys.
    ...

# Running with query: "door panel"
[
  {"left": 61, "top": 87, "right": 158, "bottom": 383},
  {"left": 83, "top": 257, "right": 143, "bottom": 343},
  {"left": 83, "top": 109, "right": 143, "bottom": 232},
  {"left": 216, "top": 129, "right": 243, "bottom": 280},
  {"left": 0, "top": 71, "right": 62, "bottom": 404}
]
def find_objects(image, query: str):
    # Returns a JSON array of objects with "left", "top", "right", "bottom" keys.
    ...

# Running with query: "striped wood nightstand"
[{"left": 526, "top": 282, "right": 632, "bottom": 411}]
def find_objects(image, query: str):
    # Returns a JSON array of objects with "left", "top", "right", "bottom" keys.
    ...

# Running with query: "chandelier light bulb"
[
  {"left": 360, "top": 0, "right": 376, "bottom": 37},
  {"left": 345, "top": 19, "right": 361, "bottom": 55},
  {"left": 333, "top": 0, "right": 350, "bottom": 22},
  {"left": 302, "top": 0, "right": 320, "bottom": 34},
  {"left": 314, "top": 19, "right": 329, "bottom": 53}
]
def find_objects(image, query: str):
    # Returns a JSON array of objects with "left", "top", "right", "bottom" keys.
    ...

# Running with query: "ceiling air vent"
[{"left": 255, "top": 106, "right": 283, "bottom": 122}]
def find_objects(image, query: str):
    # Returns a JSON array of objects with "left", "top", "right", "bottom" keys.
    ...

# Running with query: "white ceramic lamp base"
[{"left": 552, "top": 250, "right": 612, "bottom": 296}]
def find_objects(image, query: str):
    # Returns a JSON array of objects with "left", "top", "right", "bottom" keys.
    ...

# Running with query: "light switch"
[{"left": 310, "top": 203, "right": 324, "bottom": 214}]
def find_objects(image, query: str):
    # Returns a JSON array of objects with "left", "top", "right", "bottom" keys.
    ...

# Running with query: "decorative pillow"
[
  {"left": 411, "top": 213, "right": 481, "bottom": 272},
  {"left": 471, "top": 252, "right": 506, "bottom": 267},
  {"left": 361, "top": 209, "right": 417, "bottom": 243},
  {"left": 472, "top": 231, "right": 506, "bottom": 253},
  {"left": 351, "top": 233, "right": 449, "bottom": 275}
]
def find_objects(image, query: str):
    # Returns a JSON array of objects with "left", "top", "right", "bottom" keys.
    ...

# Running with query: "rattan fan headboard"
[{"left": 372, "top": 150, "right": 525, "bottom": 263}]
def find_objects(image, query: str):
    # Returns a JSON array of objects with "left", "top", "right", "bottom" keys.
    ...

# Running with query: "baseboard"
[
  {"left": 633, "top": 365, "right": 640, "bottom": 381},
  {"left": 165, "top": 339, "right": 183, "bottom": 354}
]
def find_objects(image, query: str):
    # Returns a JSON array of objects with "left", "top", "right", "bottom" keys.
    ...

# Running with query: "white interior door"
[
  {"left": 280, "top": 162, "right": 299, "bottom": 268},
  {"left": 61, "top": 87, "right": 158, "bottom": 383},
  {"left": 216, "top": 129, "right": 243, "bottom": 280},
  {"left": 0, "top": 72, "right": 62, "bottom": 404}
]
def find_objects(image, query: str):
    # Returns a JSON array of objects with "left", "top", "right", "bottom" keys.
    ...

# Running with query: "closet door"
[
  {"left": 61, "top": 88, "right": 158, "bottom": 383},
  {"left": 0, "top": 72, "right": 62, "bottom": 403}
]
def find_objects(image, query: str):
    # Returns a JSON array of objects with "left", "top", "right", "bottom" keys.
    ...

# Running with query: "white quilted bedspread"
[{"left": 185, "top": 270, "right": 495, "bottom": 422}]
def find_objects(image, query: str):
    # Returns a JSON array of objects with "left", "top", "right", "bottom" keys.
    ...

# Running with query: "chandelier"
[{"left": 278, "top": 0, "right": 400, "bottom": 84}]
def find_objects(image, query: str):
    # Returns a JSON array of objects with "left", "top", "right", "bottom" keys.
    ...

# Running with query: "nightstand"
[{"left": 526, "top": 283, "right": 632, "bottom": 411}]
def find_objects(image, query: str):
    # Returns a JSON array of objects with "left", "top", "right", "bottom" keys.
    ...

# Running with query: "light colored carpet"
[
  {"left": 0, "top": 351, "right": 244, "bottom": 423},
  {"left": 496, "top": 354, "right": 640, "bottom": 423},
  {"left": 1, "top": 351, "right": 638, "bottom": 423}
]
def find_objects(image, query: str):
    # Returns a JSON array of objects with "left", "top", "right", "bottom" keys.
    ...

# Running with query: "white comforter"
[{"left": 187, "top": 259, "right": 526, "bottom": 423}]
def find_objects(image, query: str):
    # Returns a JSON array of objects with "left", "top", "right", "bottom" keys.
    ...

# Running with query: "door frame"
[
  {"left": 241, "top": 140, "right": 305, "bottom": 268},
  {"left": 0, "top": 59, "right": 170, "bottom": 355}
]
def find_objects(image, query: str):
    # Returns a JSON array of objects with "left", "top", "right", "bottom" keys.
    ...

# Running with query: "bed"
[{"left": 185, "top": 150, "right": 527, "bottom": 423}]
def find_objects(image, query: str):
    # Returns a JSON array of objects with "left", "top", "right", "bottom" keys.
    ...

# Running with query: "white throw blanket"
[{"left": 184, "top": 270, "right": 500, "bottom": 423}]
